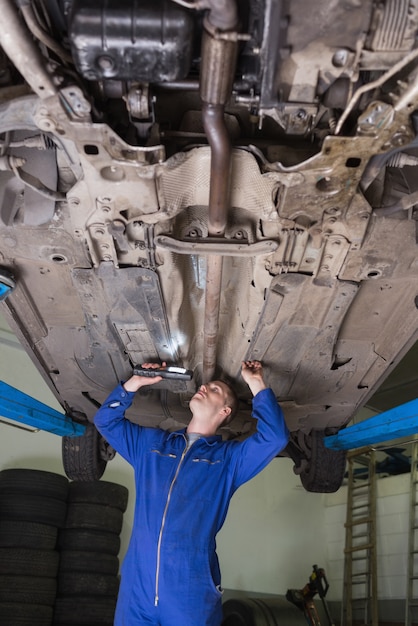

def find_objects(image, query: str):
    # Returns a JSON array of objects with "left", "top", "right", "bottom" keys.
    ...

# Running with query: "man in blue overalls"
[{"left": 94, "top": 360, "right": 289, "bottom": 625}]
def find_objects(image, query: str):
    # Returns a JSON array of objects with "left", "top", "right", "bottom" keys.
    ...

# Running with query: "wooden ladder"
[
  {"left": 342, "top": 448, "right": 378, "bottom": 626},
  {"left": 406, "top": 440, "right": 418, "bottom": 626}
]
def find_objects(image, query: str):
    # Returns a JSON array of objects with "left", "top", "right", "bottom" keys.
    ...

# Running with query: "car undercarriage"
[{"left": 0, "top": 0, "right": 417, "bottom": 491}]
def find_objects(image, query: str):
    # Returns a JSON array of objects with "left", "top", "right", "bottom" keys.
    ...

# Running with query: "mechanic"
[{"left": 94, "top": 360, "right": 289, "bottom": 626}]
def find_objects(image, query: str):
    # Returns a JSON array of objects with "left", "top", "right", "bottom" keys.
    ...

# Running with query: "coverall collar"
[{"left": 167, "top": 428, "right": 222, "bottom": 446}]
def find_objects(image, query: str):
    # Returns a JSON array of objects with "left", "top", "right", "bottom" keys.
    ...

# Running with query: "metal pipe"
[
  {"left": 202, "top": 0, "right": 238, "bottom": 31},
  {"left": 18, "top": 1, "right": 73, "bottom": 65},
  {"left": 201, "top": 104, "right": 231, "bottom": 378},
  {"left": 0, "top": 0, "right": 56, "bottom": 98},
  {"left": 202, "top": 103, "right": 232, "bottom": 235},
  {"left": 200, "top": 6, "right": 239, "bottom": 382},
  {"left": 202, "top": 254, "right": 224, "bottom": 380}
]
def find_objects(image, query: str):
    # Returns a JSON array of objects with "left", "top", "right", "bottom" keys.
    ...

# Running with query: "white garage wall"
[
  {"left": 218, "top": 461, "right": 328, "bottom": 594},
  {"left": 0, "top": 315, "right": 411, "bottom": 606}
]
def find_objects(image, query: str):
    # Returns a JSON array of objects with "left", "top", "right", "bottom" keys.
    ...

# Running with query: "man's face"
[{"left": 189, "top": 380, "right": 231, "bottom": 421}]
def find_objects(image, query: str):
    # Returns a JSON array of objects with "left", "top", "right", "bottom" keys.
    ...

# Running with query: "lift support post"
[
  {"left": 0, "top": 381, "right": 86, "bottom": 437},
  {"left": 324, "top": 398, "right": 418, "bottom": 450}
]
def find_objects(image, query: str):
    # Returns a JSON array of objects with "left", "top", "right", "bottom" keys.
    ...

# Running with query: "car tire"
[
  {"left": 59, "top": 550, "right": 119, "bottom": 575},
  {"left": 53, "top": 596, "right": 117, "bottom": 625},
  {"left": 222, "top": 597, "right": 307, "bottom": 625},
  {"left": 0, "top": 469, "right": 69, "bottom": 501},
  {"left": 0, "top": 602, "right": 53, "bottom": 625},
  {"left": 62, "top": 423, "right": 107, "bottom": 481},
  {"left": 57, "top": 572, "right": 119, "bottom": 597},
  {"left": 64, "top": 502, "right": 123, "bottom": 534},
  {"left": 0, "top": 575, "right": 56, "bottom": 605},
  {"left": 0, "top": 493, "right": 67, "bottom": 527},
  {"left": 300, "top": 430, "right": 347, "bottom": 493},
  {"left": 0, "top": 548, "right": 59, "bottom": 577},
  {"left": 68, "top": 480, "right": 129, "bottom": 512},
  {"left": 0, "top": 520, "right": 58, "bottom": 549},
  {"left": 57, "top": 528, "right": 120, "bottom": 555},
  {"left": 221, "top": 598, "right": 253, "bottom": 625}
]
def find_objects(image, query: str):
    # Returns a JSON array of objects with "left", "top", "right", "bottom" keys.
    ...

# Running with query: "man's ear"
[{"left": 220, "top": 406, "right": 231, "bottom": 419}]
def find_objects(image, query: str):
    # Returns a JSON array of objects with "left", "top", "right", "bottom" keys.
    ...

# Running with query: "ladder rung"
[
  {"left": 345, "top": 517, "right": 372, "bottom": 527},
  {"left": 345, "top": 543, "right": 373, "bottom": 553},
  {"left": 346, "top": 533, "right": 372, "bottom": 541},
  {"left": 351, "top": 578, "right": 369, "bottom": 587}
]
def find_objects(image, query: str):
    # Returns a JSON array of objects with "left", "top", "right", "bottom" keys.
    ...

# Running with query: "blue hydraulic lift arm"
[
  {"left": 0, "top": 381, "right": 86, "bottom": 437},
  {"left": 325, "top": 398, "right": 418, "bottom": 450}
]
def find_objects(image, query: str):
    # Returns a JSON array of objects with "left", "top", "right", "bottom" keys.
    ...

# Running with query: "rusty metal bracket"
[{"left": 155, "top": 234, "right": 278, "bottom": 256}]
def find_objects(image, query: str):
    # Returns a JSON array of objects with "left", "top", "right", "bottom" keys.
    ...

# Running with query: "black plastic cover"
[{"left": 69, "top": 0, "right": 194, "bottom": 82}]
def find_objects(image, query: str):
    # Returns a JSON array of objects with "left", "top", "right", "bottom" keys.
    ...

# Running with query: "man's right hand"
[{"left": 123, "top": 362, "right": 166, "bottom": 392}]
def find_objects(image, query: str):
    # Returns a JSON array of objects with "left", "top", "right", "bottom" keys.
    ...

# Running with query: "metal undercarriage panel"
[{"left": 0, "top": 0, "right": 418, "bottom": 488}]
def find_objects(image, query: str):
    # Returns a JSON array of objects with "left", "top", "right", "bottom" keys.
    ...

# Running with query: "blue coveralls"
[{"left": 94, "top": 384, "right": 289, "bottom": 626}]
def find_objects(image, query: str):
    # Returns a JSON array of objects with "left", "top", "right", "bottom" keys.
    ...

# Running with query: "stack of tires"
[
  {"left": 53, "top": 480, "right": 129, "bottom": 626},
  {"left": 0, "top": 469, "right": 70, "bottom": 626}
]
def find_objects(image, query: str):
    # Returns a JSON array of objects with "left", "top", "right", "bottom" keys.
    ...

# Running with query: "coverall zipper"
[{"left": 154, "top": 438, "right": 188, "bottom": 606}]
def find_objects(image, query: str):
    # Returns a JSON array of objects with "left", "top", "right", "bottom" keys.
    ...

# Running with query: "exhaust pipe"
[
  {"left": 200, "top": 4, "right": 239, "bottom": 382},
  {"left": 0, "top": 0, "right": 57, "bottom": 98}
]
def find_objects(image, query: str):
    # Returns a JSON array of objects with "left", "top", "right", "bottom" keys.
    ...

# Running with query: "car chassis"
[{"left": 0, "top": 0, "right": 417, "bottom": 490}]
